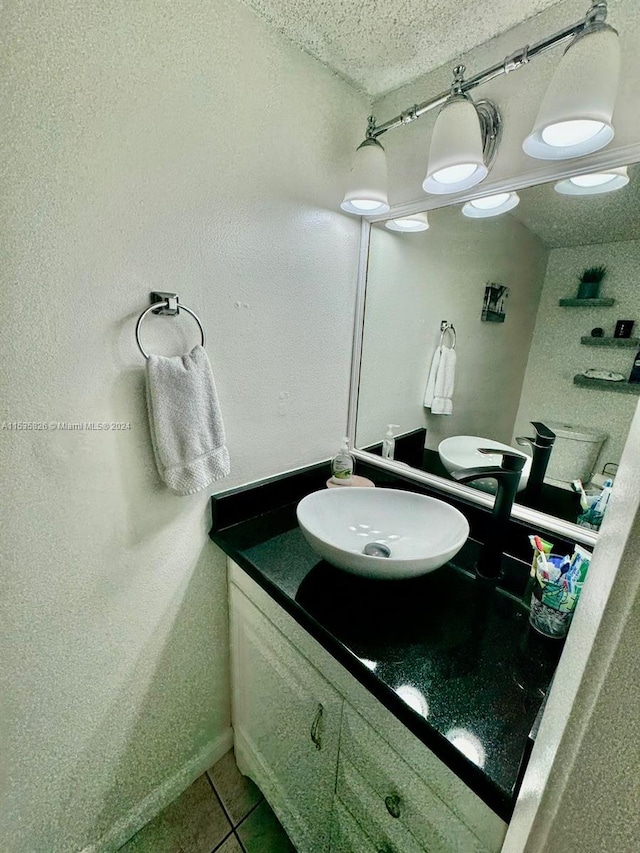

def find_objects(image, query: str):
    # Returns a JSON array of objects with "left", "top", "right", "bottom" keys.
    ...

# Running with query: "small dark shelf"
[
  {"left": 574, "top": 374, "right": 640, "bottom": 395},
  {"left": 559, "top": 297, "right": 615, "bottom": 307},
  {"left": 581, "top": 336, "right": 640, "bottom": 348}
]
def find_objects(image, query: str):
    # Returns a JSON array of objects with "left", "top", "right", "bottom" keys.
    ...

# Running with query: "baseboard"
[{"left": 80, "top": 726, "right": 234, "bottom": 853}]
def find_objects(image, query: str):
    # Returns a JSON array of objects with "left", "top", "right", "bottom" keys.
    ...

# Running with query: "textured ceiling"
[
  {"left": 513, "top": 164, "right": 640, "bottom": 247},
  {"left": 239, "top": 0, "right": 566, "bottom": 97}
]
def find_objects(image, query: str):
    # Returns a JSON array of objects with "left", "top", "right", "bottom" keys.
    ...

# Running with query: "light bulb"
[
  {"left": 570, "top": 172, "right": 617, "bottom": 187},
  {"left": 462, "top": 192, "right": 520, "bottom": 218},
  {"left": 394, "top": 219, "right": 423, "bottom": 229},
  {"left": 385, "top": 212, "right": 430, "bottom": 232},
  {"left": 350, "top": 199, "right": 388, "bottom": 211},
  {"left": 554, "top": 165, "right": 629, "bottom": 196},
  {"left": 432, "top": 163, "right": 478, "bottom": 185},
  {"left": 470, "top": 192, "right": 511, "bottom": 210},
  {"left": 541, "top": 119, "right": 605, "bottom": 147}
]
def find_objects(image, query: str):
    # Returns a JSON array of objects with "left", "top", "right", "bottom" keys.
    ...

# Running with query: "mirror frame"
[{"left": 347, "top": 140, "right": 640, "bottom": 547}]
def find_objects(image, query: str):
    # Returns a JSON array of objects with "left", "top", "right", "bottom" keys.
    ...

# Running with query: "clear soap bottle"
[
  {"left": 331, "top": 437, "right": 354, "bottom": 485},
  {"left": 382, "top": 424, "right": 400, "bottom": 460}
]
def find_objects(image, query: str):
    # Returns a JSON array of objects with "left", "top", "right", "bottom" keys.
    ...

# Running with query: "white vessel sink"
[
  {"left": 438, "top": 435, "right": 531, "bottom": 494},
  {"left": 296, "top": 487, "right": 469, "bottom": 580}
]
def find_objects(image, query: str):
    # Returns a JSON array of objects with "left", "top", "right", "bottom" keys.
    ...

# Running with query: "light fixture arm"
[{"left": 368, "top": 2, "right": 610, "bottom": 140}]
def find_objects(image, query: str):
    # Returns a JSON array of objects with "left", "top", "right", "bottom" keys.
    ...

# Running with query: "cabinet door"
[{"left": 230, "top": 584, "right": 343, "bottom": 853}]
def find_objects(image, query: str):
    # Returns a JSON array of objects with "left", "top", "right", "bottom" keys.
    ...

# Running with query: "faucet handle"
[
  {"left": 530, "top": 422, "right": 556, "bottom": 446},
  {"left": 477, "top": 448, "right": 526, "bottom": 473},
  {"left": 515, "top": 436, "right": 534, "bottom": 449}
]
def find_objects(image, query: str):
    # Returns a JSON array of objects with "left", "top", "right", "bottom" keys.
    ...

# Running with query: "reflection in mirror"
[{"left": 356, "top": 164, "right": 640, "bottom": 533}]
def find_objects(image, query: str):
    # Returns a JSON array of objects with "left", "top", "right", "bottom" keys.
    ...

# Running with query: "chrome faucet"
[
  {"left": 451, "top": 449, "right": 526, "bottom": 580},
  {"left": 516, "top": 421, "right": 556, "bottom": 504}
]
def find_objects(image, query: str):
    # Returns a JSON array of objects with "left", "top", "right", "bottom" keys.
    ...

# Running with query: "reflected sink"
[
  {"left": 296, "top": 487, "right": 469, "bottom": 580},
  {"left": 438, "top": 435, "right": 531, "bottom": 494}
]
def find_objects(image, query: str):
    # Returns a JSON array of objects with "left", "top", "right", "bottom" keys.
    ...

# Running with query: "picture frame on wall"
[{"left": 481, "top": 283, "right": 509, "bottom": 323}]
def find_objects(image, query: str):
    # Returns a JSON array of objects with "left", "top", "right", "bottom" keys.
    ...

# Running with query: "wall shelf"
[
  {"left": 559, "top": 298, "right": 615, "bottom": 307},
  {"left": 580, "top": 336, "right": 639, "bottom": 348},
  {"left": 573, "top": 374, "right": 640, "bottom": 395}
]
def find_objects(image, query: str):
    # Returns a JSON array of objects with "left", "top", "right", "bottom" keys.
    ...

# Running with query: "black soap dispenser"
[{"left": 629, "top": 349, "right": 640, "bottom": 384}]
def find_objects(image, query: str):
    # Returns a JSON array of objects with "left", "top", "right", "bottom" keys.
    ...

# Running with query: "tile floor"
[{"left": 119, "top": 749, "right": 297, "bottom": 853}]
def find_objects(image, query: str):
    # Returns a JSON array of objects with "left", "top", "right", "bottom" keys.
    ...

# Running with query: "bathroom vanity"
[{"left": 211, "top": 462, "right": 561, "bottom": 853}]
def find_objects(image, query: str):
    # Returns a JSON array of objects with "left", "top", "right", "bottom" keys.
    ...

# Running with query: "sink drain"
[{"left": 363, "top": 542, "right": 391, "bottom": 558}]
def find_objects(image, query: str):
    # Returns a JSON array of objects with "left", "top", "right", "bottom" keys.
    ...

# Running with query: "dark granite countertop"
[{"left": 210, "top": 463, "right": 561, "bottom": 822}]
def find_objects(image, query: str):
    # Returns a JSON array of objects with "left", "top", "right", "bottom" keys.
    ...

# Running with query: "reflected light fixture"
[
  {"left": 462, "top": 191, "right": 520, "bottom": 218},
  {"left": 523, "top": 4, "right": 620, "bottom": 159},
  {"left": 385, "top": 212, "right": 430, "bottom": 232},
  {"left": 341, "top": 116, "right": 390, "bottom": 215},
  {"left": 446, "top": 728, "right": 487, "bottom": 768},
  {"left": 395, "top": 684, "right": 429, "bottom": 718},
  {"left": 554, "top": 165, "right": 629, "bottom": 195},
  {"left": 340, "top": 3, "right": 622, "bottom": 214},
  {"left": 423, "top": 66, "right": 500, "bottom": 195}
]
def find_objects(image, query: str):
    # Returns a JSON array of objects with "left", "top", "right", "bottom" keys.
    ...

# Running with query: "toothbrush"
[{"left": 572, "top": 479, "right": 589, "bottom": 511}]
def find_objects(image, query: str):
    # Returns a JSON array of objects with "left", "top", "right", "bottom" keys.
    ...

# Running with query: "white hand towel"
[
  {"left": 431, "top": 346, "right": 456, "bottom": 415},
  {"left": 423, "top": 346, "right": 442, "bottom": 407},
  {"left": 146, "top": 345, "right": 230, "bottom": 495}
]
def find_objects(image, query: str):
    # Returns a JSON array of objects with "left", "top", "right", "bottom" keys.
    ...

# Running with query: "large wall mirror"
[{"left": 349, "top": 159, "right": 640, "bottom": 543}]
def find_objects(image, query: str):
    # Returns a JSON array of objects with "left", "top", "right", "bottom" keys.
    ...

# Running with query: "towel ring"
[
  {"left": 439, "top": 321, "right": 456, "bottom": 349},
  {"left": 135, "top": 296, "right": 206, "bottom": 360}
]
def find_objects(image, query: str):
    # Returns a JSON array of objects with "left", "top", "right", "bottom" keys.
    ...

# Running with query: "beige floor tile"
[
  {"left": 207, "top": 749, "right": 262, "bottom": 825},
  {"left": 119, "top": 775, "right": 232, "bottom": 853},
  {"left": 237, "top": 800, "right": 296, "bottom": 853}
]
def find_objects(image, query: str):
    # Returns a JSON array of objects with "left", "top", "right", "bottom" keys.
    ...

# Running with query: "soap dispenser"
[
  {"left": 382, "top": 424, "right": 400, "bottom": 460},
  {"left": 331, "top": 437, "right": 355, "bottom": 485}
]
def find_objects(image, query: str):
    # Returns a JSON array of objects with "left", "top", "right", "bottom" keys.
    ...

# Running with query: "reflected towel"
[
  {"left": 424, "top": 346, "right": 456, "bottom": 415},
  {"left": 423, "top": 346, "right": 441, "bottom": 408},
  {"left": 146, "top": 345, "right": 230, "bottom": 495}
]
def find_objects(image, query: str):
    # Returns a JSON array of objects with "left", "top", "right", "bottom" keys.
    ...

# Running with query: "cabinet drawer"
[
  {"left": 331, "top": 796, "right": 402, "bottom": 853},
  {"left": 339, "top": 706, "right": 489, "bottom": 853}
]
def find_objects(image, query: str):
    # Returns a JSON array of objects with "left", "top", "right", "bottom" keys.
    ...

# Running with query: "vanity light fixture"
[
  {"left": 385, "top": 212, "right": 430, "bottom": 232},
  {"left": 523, "top": 4, "right": 620, "bottom": 160},
  {"left": 341, "top": 116, "right": 390, "bottom": 215},
  {"left": 554, "top": 166, "right": 629, "bottom": 195},
  {"left": 461, "top": 191, "right": 520, "bottom": 218},
  {"left": 341, "top": 3, "right": 620, "bottom": 214},
  {"left": 422, "top": 67, "right": 500, "bottom": 195}
]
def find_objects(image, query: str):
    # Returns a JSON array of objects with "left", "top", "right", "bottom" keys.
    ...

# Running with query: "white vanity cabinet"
[
  {"left": 229, "top": 561, "right": 508, "bottom": 853},
  {"left": 230, "top": 583, "right": 343, "bottom": 853}
]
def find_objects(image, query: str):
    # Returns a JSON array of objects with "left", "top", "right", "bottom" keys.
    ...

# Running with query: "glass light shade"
[
  {"left": 523, "top": 25, "right": 620, "bottom": 160},
  {"left": 462, "top": 192, "right": 520, "bottom": 218},
  {"left": 385, "top": 212, "right": 430, "bottom": 232},
  {"left": 341, "top": 138, "right": 390, "bottom": 215},
  {"left": 423, "top": 97, "right": 488, "bottom": 195},
  {"left": 554, "top": 166, "right": 629, "bottom": 195}
]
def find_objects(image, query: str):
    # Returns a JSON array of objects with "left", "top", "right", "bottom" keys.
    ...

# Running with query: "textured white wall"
[
  {"left": 515, "top": 240, "right": 640, "bottom": 473},
  {"left": 356, "top": 207, "right": 548, "bottom": 449},
  {"left": 371, "top": 0, "right": 640, "bottom": 209},
  {"left": 0, "top": 1, "right": 366, "bottom": 851}
]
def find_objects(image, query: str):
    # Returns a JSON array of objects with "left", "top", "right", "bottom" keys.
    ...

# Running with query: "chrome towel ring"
[
  {"left": 439, "top": 319, "right": 456, "bottom": 349},
  {"left": 135, "top": 291, "right": 206, "bottom": 360}
]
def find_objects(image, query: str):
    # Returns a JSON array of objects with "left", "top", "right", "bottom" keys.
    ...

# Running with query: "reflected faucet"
[
  {"left": 516, "top": 422, "right": 556, "bottom": 504},
  {"left": 451, "top": 449, "right": 526, "bottom": 581}
]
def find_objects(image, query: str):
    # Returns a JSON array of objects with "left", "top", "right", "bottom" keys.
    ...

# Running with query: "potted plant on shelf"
[{"left": 577, "top": 265, "right": 607, "bottom": 299}]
